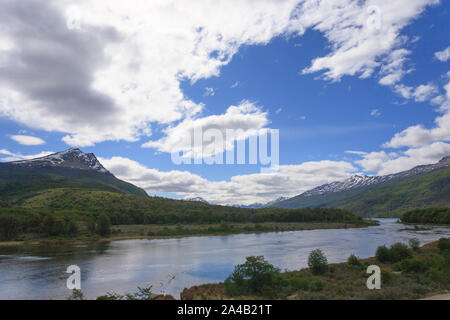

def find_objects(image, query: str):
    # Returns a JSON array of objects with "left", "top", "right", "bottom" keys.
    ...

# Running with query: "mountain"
[
  {"left": 234, "top": 197, "right": 290, "bottom": 209},
  {"left": 0, "top": 148, "right": 147, "bottom": 202},
  {"left": 9, "top": 148, "right": 110, "bottom": 174},
  {"left": 186, "top": 197, "right": 210, "bottom": 204},
  {"left": 272, "top": 156, "right": 450, "bottom": 217}
]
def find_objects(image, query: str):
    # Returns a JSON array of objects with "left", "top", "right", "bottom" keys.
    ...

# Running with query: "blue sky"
[{"left": 0, "top": 0, "right": 449, "bottom": 205}]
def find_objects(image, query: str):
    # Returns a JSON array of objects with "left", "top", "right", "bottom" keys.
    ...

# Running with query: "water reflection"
[{"left": 0, "top": 219, "right": 449, "bottom": 299}]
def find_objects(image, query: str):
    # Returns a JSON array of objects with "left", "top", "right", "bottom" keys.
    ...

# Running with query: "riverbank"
[
  {"left": 180, "top": 238, "right": 450, "bottom": 300},
  {"left": 0, "top": 220, "right": 378, "bottom": 248}
]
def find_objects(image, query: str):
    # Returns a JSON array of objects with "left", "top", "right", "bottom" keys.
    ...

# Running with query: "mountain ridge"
[
  {"left": 271, "top": 156, "right": 450, "bottom": 217},
  {"left": 275, "top": 156, "right": 450, "bottom": 202},
  {"left": 0, "top": 148, "right": 148, "bottom": 199}
]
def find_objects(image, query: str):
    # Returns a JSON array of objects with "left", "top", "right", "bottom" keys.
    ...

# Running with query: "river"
[{"left": 0, "top": 218, "right": 449, "bottom": 299}]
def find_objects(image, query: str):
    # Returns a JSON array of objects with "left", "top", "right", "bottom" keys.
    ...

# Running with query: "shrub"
[
  {"left": 395, "top": 258, "right": 429, "bottom": 273},
  {"left": 347, "top": 254, "right": 361, "bottom": 266},
  {"left": 389, "top": 243, "right": 412, "bottom": 262},
  {"left": 437, "top": 238, "right": 450, "bottom": 253},
  {"left": 375, "top": 245, "right": 391, "bottom": 263},
  {"left": 67, "top": 289, "right": 84, "bottom": 300},
  {"left": 376, "top": 243, "right": 412, "bottom": 263},
  {"left": 224, "top": 256, "right": 281, "bottom": 297},
  {"left": 409, "top": 238, "right": 420, "bottom": 251},
  {"left": 308, "top": 249, "right": 328, "bottom": 275}
]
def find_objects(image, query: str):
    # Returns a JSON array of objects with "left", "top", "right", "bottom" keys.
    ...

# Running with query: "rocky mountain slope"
[
  {"left": 0, "top": 148, "right": 147, "bottom": 200},
  {"left": 271, "top": 156, "right": 450, "bottom": 217}
]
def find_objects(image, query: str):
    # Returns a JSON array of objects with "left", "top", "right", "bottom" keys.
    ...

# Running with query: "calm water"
[{"left": 0, "top": 218, "right": 449, "bottom": 299}]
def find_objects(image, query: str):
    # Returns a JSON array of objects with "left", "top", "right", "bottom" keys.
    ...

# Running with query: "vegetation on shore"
[
  {"left": 400, "top": 208, "right": 450, "bottom": 224},
  {"left": 180, "top": 238, "right": 450, "bottom": 300},
  {"left": 0, "top": 187, "right": 371, "bottom": 244},
  {"left": 0, "top": 220, "right": 376, "bottom": 247}
]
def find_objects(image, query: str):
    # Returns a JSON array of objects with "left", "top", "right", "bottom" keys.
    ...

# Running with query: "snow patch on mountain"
[{"left": 10, "top": 148, "right": 111, "bottom": 174}]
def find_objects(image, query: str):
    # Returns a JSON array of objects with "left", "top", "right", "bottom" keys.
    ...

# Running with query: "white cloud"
[
  {"left": 300, "top": 0, "right": 439, "bottom": 82},
  {"left": 204, "top": 87, "right": 215, "bottom": 97},
  {"left": 231, "top": 81, "right": 240, "bottom": 88},
  {"left": 356, "top": 142, "right": 450, "bottom": 175},
  {"left": 100, "top": 156, "right": 356, "bottom": 205},
  {"left": 379, "top": 49, "right": 411, "bottom": 86},
  {"left": 384, "top": 81, "right": 450, "bottom": 148},
  {"left": 9, "top": 134, "right": 45, "bottom": 146},
  {"left": 0, "top": 0, "right": 301, "bottom": 147},
  {"left": 394, "top": 83, "right": 438, "bottom": 102},
  {"left": 142, "top": 100, "right": 269, "bottom": 158},
  {"left": 435, "top": 46, "right": 450, "bottom": 62},
  {"left": 0, "top": 149, "right": 53, "bottom": 162},
  {"left": 0, "top": 0, "right": 442, "bottom": 149},
  {"left": 370, "top": 109, "right": 381, "bottom": 117},
  {"left": 345, "top": 150, "right": 368, "bottom": 156}
]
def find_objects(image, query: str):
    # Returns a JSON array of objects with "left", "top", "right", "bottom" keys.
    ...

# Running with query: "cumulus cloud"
[
  {"left": 435, "top": 46, "right": 450, "bottom": 62},
  {"left": 355, "top": 79, "right": 450, "bottom": 175},
  {"left": 100, "top": 156, "right": 356, "bottom": 205},
  {"left": 142, "top": 101, "right": 269, "bottom": 158},
  {"left": 300, "top": 0, "right": 439, "bottom": 82},
  {"left": 394, "top": 83, "right": 438, "bottom": 102},
  {"left": 384, "top": 81, "right": 450, "bottom": 148},
  {"left": 0, "top": 0, "right": 441, "bottom": 149},
  {"left": 9, "top": 135, "right": 45, "bottom": 146},
  {"left": 356, "top": 142, "right": 450, "bottom": 175}
]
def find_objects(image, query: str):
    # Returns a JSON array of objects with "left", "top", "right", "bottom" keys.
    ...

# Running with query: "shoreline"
[
  {"left": 0, "top": 220, "right": 378, "bottom": 249},
  {"left": 180, "top": 239, "right": 450, "bottom": 300}
]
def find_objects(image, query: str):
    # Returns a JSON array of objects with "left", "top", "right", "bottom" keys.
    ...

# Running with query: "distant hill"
[
  {"left": 272, "top": 157, "right": 450, "bottom": 217},
  {"left": 0, "top": 148, "right": 147, "bottom": 204}
]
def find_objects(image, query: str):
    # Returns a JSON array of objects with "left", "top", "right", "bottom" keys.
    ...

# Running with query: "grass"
[{"left": 180, "top": 239, "right": 450, "bottom": 300}]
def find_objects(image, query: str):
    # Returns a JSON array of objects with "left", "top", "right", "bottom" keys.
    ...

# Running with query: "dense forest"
[
  {"left": 400, "top": 208, "right": 450, "bottom": 224},
  {"left": 0, "top": 188, "right": 364, "bottom": 241}
]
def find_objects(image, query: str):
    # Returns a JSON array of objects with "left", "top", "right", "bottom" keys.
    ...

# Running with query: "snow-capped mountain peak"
[
  {"left": 296, "top": 155, "right": 450, "bottom": 199},
  {"left": 10, "top": 148, "right": 111, "bottom": 174}
]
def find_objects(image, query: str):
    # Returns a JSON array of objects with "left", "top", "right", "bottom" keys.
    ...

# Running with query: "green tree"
[
  {"left": 308, "top": 249, "right": 328, "bottom": 275},
  {"left": 347, "top": 254, "right": 361, "bottom": 266},
  {"left": 0, "top": 216, "right": 19, "bottom": 241},
  {"left": 96, "top": 213, "right": 111, "bottom": 236},
  {"left": 409, "top": 238, "right": 420, "bottom": 251},
  {"left": 41, "top": 215, "right": 65, "bottom": 236},
  {"left": 224, "top": 256, "right": 281, "bottom": 296}
]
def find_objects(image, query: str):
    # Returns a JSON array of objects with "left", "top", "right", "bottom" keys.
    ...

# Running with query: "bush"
[
  {"left": 308, "top": 249, "right": 328, "bottom": 275},
  {"left": 409, "top": 238, "right": 420, "bottom": 251},
  {"left": 395, "top": 258, "right": 429, "bottom": 273},
  {"left": 375, "top": 245, "right": 391, "bottom": 263},
  {"left": 347, "top": 254, "right": 361, "bottom": 266},
  {"left": 224, "top": 256, "right": 281, "bottom": 297},
  {"left": 389, "top": 243, "right": 412, "bottom": 262},
  {"left": 376, "top": 243, "right": 411, "bottom": 263},
  {"left": 437, "top": 238, "right": 450, "bottom": 253}
]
